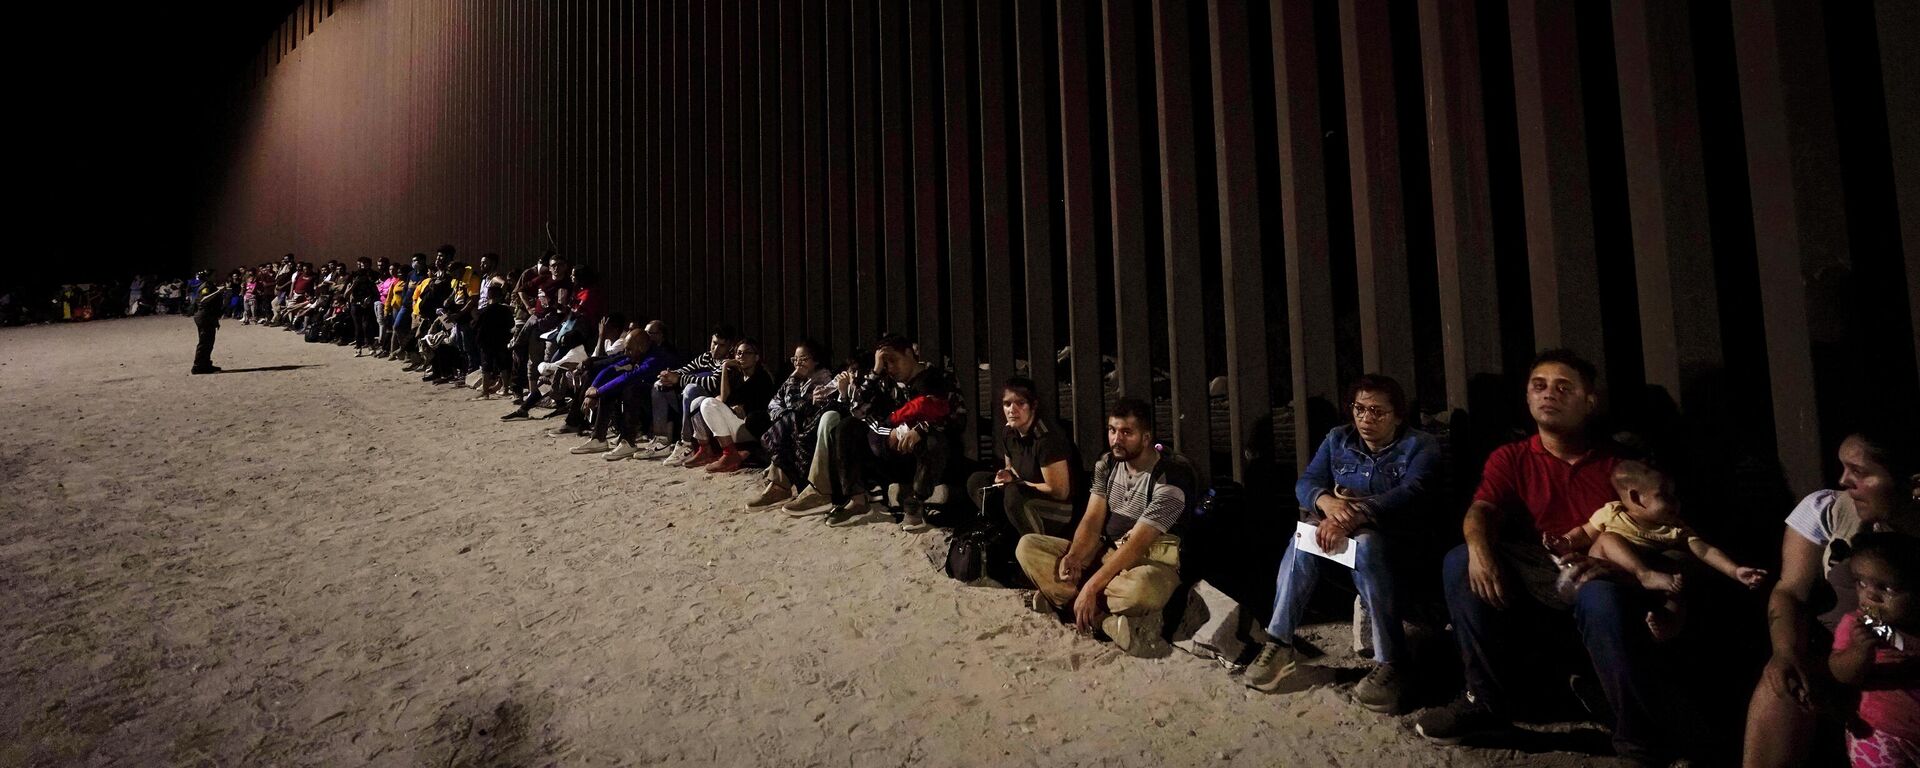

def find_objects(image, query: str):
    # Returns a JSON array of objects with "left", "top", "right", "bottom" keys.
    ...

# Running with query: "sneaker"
[
  {"left": 1242, "top": 641, "right": 1303, "bottom": 692},
  {"left": 1100, "top": 611, "right": 1167, "bottom": 658},
  {"left": 744, "top": 484, "right": 793, "bottom": 510},
  {"left": 544, "top": 424, "right": 580, "bottom": 438},
  {"left": 1026, "top": 590, "right": 1054, "bottom": 614},
  {"left": 824, "top": 495, "right": 877, "bottom": 527},
  {"left": 1414, "top": 692, "right": 1508, "bottom": 745},
  {"left": 705, "top": 447, "right": 746, "bottom": 473},
  {"left": 783, "top": 487, "right": 834, "bottom": 516},
  {"left": 1352, "top": 663, "right": 1403, "bottom": 713},
  {"left": 190, "top": 365, "right": 220, "bottom": 375},
  {"left": 683, "top": 444, "right": 720, "bottom": 469},
  {"left": 500, "top": 407, "right": 533, "bottom": 421},
  {"left": 569, "top": 438, "right": 611, "bottom": 454},
  {"left": 605, "top": 440, "right": 641, "bottom": 461},
  {"left": 899, "top": 506, "right": 930, "bottom": 532},
  {"left": 661, "top": 442, "right": 694, "bottom": 467},
  {"left": 637, "top": 439, "right": 676, "bottom": 460}
]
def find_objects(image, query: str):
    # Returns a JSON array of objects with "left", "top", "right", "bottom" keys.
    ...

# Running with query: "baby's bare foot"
[
  {"left": 1637, "top": 570, "right": 1684, "bottom": 594},
  {"left": 1646, "top": 610, "right": 1682, "bottom": 642}
]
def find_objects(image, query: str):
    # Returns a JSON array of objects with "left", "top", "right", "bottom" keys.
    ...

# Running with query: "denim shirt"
[{"left": 1293, "top": 424, "right": 1439, "bottom": 523}]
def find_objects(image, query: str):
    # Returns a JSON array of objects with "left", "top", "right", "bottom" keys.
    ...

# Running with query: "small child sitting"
[
  {"left": 1545, "top": 460, "right": 1768, "bottom": 639},
  {"left": 1829, "top": 532, "right": 1920, "bottom": 768}
]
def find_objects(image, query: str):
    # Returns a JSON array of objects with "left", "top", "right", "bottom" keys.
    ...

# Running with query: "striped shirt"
[{"left": 1090, "top": 453, "right": 1187, "bottom": 540}]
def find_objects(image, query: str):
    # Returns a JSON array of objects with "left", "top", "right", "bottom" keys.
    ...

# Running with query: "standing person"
[
  {"left": 126, "top": 274, "right": 144, "bottom": 316},
  {"left": 1241, "top": 374, "right": 1439, "bottom": 714},
  {"left": 373, "top": 263, "right": 401, "bottom": 357},
  {"left": 189, "top": 271, "right": 226, "bottom": 374},
  {"left": 348, "top": 257, "right": 380, "bottom": 355},
  {"left": 470, "top": 283, "right": 517, "bottom": 399}
]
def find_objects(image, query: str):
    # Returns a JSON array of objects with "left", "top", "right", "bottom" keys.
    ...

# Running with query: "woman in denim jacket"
[{"left": 1239, "top": 373, "right": 1439, "bottom": 714}]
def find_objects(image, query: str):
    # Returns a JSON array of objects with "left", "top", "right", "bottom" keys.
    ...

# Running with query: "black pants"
[
  {"left": 591, "top": 384, "right": 649, "bottom": 442},
  {"left": 193, "top": 313, "right": 218, "bottom": 369},
  {"left": 351, "top": 302, "right": 377, "bottom": 348}
]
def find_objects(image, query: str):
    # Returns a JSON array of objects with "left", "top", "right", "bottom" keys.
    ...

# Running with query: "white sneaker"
[
  {"left": 570, "top": 438, "right": 610, "bottom": 454},
  {"left": 605, "top": 440, "right": 640, "bottom": 461},
  {"left": 661, "top": 442, "right": 694, "bottom": 467},
  {"left": 635, "top": 439, "right": 673, "bottom": 460}
]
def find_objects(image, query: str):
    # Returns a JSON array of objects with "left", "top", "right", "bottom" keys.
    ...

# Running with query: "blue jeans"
[
  {"left": 1440, "top": 543, "right": 1703, "bottom": 759},
  {"left": 1265, "top": 529, "right": 1401, "bottom": 664},
  {"left": 651, "top": 382, "right": 716, "bottom": 443}
]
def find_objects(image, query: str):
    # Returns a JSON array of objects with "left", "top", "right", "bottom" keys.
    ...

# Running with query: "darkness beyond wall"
[{"left": 197, "top": 0, "right": 1916, "bottom": 510}]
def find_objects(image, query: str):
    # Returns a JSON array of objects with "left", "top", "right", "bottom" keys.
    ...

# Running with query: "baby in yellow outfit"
[{"left": 1546, "top": 460, "right": 1769, "bottom": 638}]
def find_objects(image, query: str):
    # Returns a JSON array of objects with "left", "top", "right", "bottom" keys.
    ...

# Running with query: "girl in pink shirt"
[{"left": 1831, "top": 532, "right": 1920, "bottom": 768}]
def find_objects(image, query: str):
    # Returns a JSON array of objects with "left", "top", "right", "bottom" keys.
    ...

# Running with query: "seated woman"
[
  {"left": 965, "top": 377, "right": 1078, "bottom": 536},
  {"left": 682, "top": 338, "right": 777, "bottom": 472},
  {"left": 1240, "top": 374, "right": 1438, "bottom": 715},
  {"left": 746, "top": 339, "right": 835, "bottom": 509},
  {"left": 1746, "top": 428, "right": 1920, "bottom": 767}
]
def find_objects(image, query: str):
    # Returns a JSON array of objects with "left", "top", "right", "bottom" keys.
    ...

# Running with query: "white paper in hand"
[{"left": 1295, "top": 521, "right": 1357, "bottom": 569}]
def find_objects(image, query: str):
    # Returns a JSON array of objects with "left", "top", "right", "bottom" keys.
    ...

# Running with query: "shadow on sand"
[{"left": 210, "top": 364, "right": 314, "bottom": 374}]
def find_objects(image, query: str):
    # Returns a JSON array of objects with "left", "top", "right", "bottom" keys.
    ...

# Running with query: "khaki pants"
[{"left": 1015, "top": 533, "right": 1181, "bottom": 617}]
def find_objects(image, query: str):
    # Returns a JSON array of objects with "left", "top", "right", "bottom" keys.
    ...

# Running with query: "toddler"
[
  {"left": 1546, "top": 460, "right": 1767, "bottom": 638},
  {"left": 1830, "top": 532, "right": 1920, "bottom": 768}
]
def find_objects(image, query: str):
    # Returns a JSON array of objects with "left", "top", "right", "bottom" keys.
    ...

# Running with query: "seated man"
[
  {"left": 570, "top": 329, "right": 672, "bottom": 457},
  {"left": 1413, "top": 350, "right": 1707, "bottom": 764},
  {"left": 642, "top": 325, "right": 738, "bottom": 462},
  {"left": 787, "top": 335, "right": 964, "bottom": 532},
  {"left": 1243, "top": 373, "right": 1438, "bottom": 713},
  {"left": 1014, "top": 397, "right": 1195, "bottom": 657}
]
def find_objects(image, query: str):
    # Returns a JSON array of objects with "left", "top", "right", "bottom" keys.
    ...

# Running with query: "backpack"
[{"left": 944, "top": 487, "right": 1031, "bottom": 587}]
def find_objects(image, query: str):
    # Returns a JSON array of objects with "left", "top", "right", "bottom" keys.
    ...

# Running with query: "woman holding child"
[{"left": 1745, "top": 429, "right": 1920, "bottom": 767}]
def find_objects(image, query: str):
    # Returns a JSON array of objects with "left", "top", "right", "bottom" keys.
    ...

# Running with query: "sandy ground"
[{"left": 0, "top": 317, "right": 1621, "bottom": 767}]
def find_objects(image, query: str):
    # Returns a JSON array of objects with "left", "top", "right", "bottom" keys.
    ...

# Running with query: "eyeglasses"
[{"left": 1350, "top": 403, "right": 1394, "bottom": 420}]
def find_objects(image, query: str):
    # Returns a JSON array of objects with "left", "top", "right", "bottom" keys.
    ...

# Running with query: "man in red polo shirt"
[{"left": 1415, "top": 350, "right": 1704, "bottom": 765}]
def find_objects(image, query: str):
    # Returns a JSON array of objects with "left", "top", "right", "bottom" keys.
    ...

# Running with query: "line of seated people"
[{"left": 261, "top": 255, "right": 1920, "bottom": 767}]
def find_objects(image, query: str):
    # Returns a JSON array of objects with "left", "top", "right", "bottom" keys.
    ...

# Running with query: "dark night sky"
[{"left": 19, "top": 2, "right": 298, "bottom": 288}]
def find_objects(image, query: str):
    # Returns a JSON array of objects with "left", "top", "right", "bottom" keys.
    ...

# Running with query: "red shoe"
[
  {"left": 683, "top": 443, "right": 720, "bottom": 469},
  {"left": 706, "top": 446, "right": 746, "bottom": 473}
]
